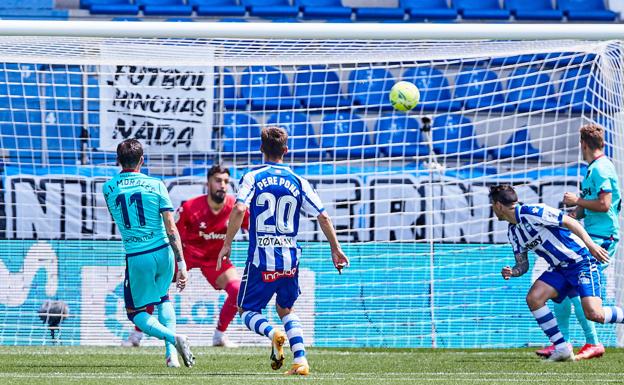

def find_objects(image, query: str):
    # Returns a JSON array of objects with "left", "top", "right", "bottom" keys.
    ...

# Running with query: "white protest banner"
[{"left": 98, "top": 63, "right": 214, "bottom": 153}]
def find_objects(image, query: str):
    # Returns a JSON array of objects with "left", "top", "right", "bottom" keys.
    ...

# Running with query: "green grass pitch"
[{"left": 1, "top": 346, "right": 624, "bottom": 384}]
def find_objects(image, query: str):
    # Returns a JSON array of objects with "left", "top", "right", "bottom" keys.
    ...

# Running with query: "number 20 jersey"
[
  {"left": 236, "top": 163, "right": 325, "bottom": 272},
  {"left": 103, "top": 171, "right": 174, "bottom": 255}
]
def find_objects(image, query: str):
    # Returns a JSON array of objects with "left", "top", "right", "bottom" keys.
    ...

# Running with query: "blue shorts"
[
  {"left": 124, "top": 243, "right": 174, "bottom": 310},
  {"left": 538, "top": 257, "right": 601, "bottom": 303},
  {"left": 238, "top": 262, "right": 300, "bottom": 312}
]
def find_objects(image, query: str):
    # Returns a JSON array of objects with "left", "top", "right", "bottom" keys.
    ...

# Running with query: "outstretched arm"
[
  {"left": 317, "top": 211, "right": 349, "bottom": 274},
  {"left": 562, "top": 215, "right": 609, "bottom": 263},
  {"left": 162, "top": 210, "right": 187, "bottom": 291},
  {"left": 217, "top": 202, "right": 246, "bottom": 270},
  {"left": 501, "top": 252, "right": 529, "bottom": 280}
]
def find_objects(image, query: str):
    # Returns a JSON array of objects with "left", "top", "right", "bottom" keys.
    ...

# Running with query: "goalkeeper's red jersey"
[{"left": 175, "top": 194, "right": 249, "bottom": 264}]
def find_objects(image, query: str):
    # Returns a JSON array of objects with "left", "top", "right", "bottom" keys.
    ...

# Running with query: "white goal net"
[{"left": 0, "top": 33, "right": 623, "bottom": 348}]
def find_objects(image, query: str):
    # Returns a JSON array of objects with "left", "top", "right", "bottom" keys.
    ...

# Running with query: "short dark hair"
[
  {"left": 489, "top": 184, "right": 518, "bottom": 206},
  {"left": 580, "top": 123, "right": 605, "bottom": 150},
  {"left": 117, "top": 139, "right": 143, "bottom": 169},
  {"left": 261, "top": 126, "right": 288, "bottom": 158},
  {"left": 207, "top": 164, "right": 230, "bottom": 180}
]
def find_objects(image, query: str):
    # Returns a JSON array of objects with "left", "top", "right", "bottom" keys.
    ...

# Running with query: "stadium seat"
[
  {"left": 597, "top": 116, "right": 614, "bottom": 157},
  {"left": 266, "top": 111, "right": 324, "bottom": 160},
  {"left": 221, "top": 113, "right": 261, "bottom": 155},
  {"left": 86, "top": 76, "right": 99, "bottom": 111},
  {"left": 295, "top": 0, "right": 352, "bottom": 19},
  {"left": 44, "top": 111, "right": 84, "bottom": 165},
  {"left": 490, "top": 54, "right": 540, "bottom": 67},
  {"left": 111, "top": 16, "right": 143, "bottom": 21},
  {"left": 454, "top": 68, "right": 509, "bottom": 111},
  {"left": 270, "top": 17, "right": 300, "bottom": 22},
  {"left": 321, "top": 112, "right": 377, "bottom": 158},
  {"left": 218, "top": 17, "right": 248, "bottom": 21},
  {"left": 0, "top": 63, "right": 41, "bottom": 110},
  {"left": 402, "top": 67, "right": 461, "bottom": 112},
  {"left": 542, "top": 52, "right": 596, "bottom": 68},
  {"left": 505, "top": 66, "right": 558, "bottom": 112},
  {"left": 294, "top": 65, "right": 350, "bottom": 109},
  {"left": 136, "top": 0, "right": 193, "bottom": 16},
  {"left": 488, "top": 127, "right": 540, "bottom": 160},
  {"left": 432, "top": 114, "right": 488, "bottom": 159},
  {"left": 217, "top": 68, "right": 246, "bottom": 110},
  {"left": 88, "top": 0, "right": 139, "bottom": 15},
  {"left": 240, "top": 66, "right": 300, "bottom": 110},
  {"left": 355, "top": 4, "right": 405, "bottom": 20},
  {"left": 505, "top": 0, "right": 563, "bottom": 20},
  {"left": 375, "top": 114, "right": 429, "bottom": 157},
  {"left": 401, "top": 0, "right": 457, "bottom": 20},
  {"left": 41, "top": 65, "right": 83, "bottom": 111},
  {"left": 0, "top": 110, "right": 43, "bottom": 164},
  {"left": 453, "top": 0, "right": 510, "bottom": 19},
  {"left": 348, "top": 67, "right": 395, "bottom": 111},
  {"left": 241, "top": 0, "right": 299, "bottom": 18},
  {"left": 557, "top": 0, "right": 617, "bottom": 21},
  {"left": 192, "top": 0, "right": 246, "bottom": 17},
  {"left": 558, "top": 66, "right": 601, "bottom": 113}
]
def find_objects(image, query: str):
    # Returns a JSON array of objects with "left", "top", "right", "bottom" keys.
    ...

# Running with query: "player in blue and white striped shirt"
[
  {"left": 218, "top": 126, "right": 349, "bottom": 375},
  {"left": 489, "top": 185, "right": 624, "bottom": 361}
]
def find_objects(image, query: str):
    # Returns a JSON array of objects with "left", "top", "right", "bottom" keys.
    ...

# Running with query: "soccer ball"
[{"left": 389, "top": 81, "right": 420, "bottom": 111}]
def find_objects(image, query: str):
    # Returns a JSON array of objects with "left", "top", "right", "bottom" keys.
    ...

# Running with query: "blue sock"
[
  {"left": 553, "top": 298, "right": 571, "bottom": 341},
  {"left": 282, "top": 313, "right": 306, "bottom": 364},
  {"left": 158, "top": 301, "right": 177, "bottom": 358},
  {"left": 241, "top": 310, "right": 274, "bottom": 340},
  {"left": 603, "top": 306, "right": 624, "bottom": 323},
  {"left": 133, "top": 311, "right": 176, "bottom": 345},
  {"left": 570, "top": 296, "right": 598, "bottom": 345},
  {"left": 532, "top": 306, "right": 567, "bottom": 350}
]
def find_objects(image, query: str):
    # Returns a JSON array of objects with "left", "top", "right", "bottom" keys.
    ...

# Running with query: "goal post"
[{"left": 0, "top": 22, "right": 623, "bottom": 348}]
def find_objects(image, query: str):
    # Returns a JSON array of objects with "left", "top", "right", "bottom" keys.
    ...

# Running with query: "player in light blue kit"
[
  {"left": 489, "top": 184, "right": 624, "bottom": 362},
  {"left": 539, "top": 123, "right": 623, "bottom": 360},
  {"left": 103, "top": 139, "right": 195, "bottom": 368},
  {"left": 217, "top": 126, "right": 349, "bottom": 375}
]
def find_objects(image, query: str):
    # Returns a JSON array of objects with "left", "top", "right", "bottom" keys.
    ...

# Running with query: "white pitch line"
[
  {"left": 2, "top": 372, "right": 624, "bottom": 378},
  {"left": 0, "top": 374, "right": 620, "bottom": 383},
  {"left": 0, "top": 350, "right": 537, "bottom": 356}
]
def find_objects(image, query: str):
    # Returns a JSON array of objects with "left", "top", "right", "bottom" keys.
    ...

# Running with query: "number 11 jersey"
[
  {"left": 236, "top": 162, "right": 325, "bottom": 271},
  {"left": 103, "top": 171, "right": 174, "bottom": 255}
]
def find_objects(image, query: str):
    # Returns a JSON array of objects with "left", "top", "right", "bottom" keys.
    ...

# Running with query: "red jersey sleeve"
[{"left": 175, "top": 201, "right": 192, "bottom": 242}]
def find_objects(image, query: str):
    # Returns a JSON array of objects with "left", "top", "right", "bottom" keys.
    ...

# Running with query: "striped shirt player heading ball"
[{"left": 217, "top": 126, "right": 349, "bottom": 376}]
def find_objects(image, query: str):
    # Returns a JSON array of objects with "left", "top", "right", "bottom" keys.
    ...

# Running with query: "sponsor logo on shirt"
[
  {"left": 257, "top": 235, "right": 295, "bottom": 247},
  {"left": 262, "top": 267, "right": 297, "bottom": 282},
  {"left": 525, "top": 236, "right": 542, "bottom": 250},
  {"left": 125, "top": 231, "right": 155, "bottom": 243},
  {"left": 199, "top": 231, "right": 226, "bottom": 240}
]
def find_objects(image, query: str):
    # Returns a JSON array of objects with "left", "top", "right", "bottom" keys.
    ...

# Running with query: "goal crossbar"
[{"left": 0, "top": 20, "right": 621, "bottom": 40}]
